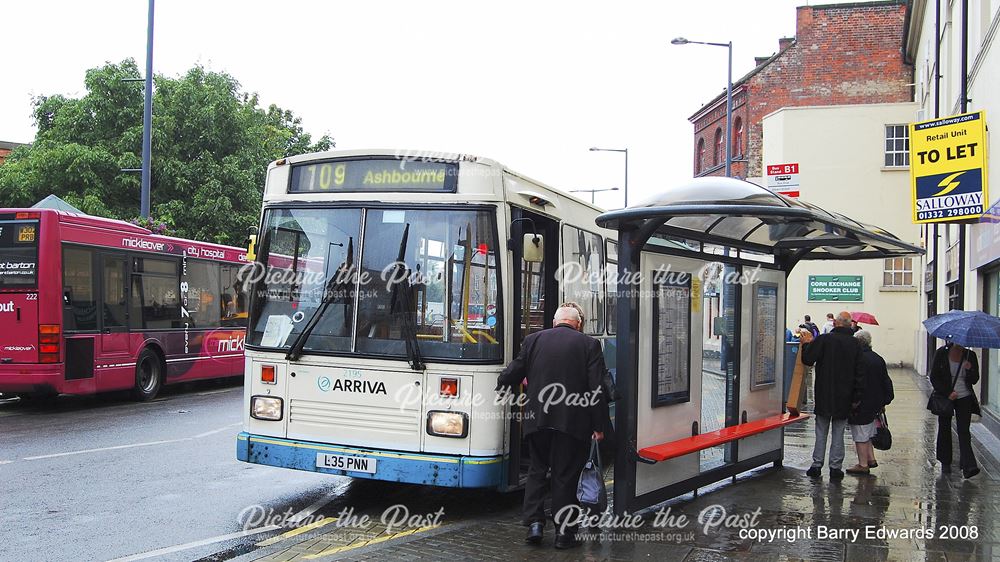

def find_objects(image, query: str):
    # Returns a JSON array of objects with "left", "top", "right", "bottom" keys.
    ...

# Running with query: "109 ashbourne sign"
[
  {"left": 910, "top": 111, "right": 989, "bottom": 224},
  {"left": 808, "top": 275, "right": 863, "bottom": 302}
]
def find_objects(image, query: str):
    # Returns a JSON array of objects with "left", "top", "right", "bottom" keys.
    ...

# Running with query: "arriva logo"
[
  {"left": 0, "top": 301, "right": 14, "bottom": 313},
  {"left": 217, "top": 335, "right": 245, "bottom": 353}
]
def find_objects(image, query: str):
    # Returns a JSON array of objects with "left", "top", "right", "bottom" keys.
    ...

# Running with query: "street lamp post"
[
  {"left": 569, "top": 187, "right": 619, "bottom": 205},
  {"left": 140, "top": 0, "right": 155, "bottom": 219},
  {"left": 672, "top": 37, "right": 732, "bottom": 178},
  {"left": 588, "top": 147, "right": 629, "bottom": 206}
]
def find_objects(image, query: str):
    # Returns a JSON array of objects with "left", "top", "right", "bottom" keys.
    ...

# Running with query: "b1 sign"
[{"left": 767, "top": 163, "right": 800, "bottom": 197}]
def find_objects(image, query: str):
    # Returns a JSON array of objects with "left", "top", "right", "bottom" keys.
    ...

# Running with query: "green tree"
[{"left": 0, "top": 59, "right": 333, "bottom": 245}]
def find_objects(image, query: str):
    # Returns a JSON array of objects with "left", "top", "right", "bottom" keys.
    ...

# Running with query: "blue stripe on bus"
[{"left": 236, "top": 432, "right": 505, "bottom": 488}]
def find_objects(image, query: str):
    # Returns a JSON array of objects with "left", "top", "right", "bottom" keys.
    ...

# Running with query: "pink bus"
[{"left": 0, "top": 209, "right": 248, "bottom": 400}]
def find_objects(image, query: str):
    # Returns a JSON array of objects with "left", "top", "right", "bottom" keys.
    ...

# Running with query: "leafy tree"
[{"left": 0, "top": 59, "right": 333, "bottom": 245}]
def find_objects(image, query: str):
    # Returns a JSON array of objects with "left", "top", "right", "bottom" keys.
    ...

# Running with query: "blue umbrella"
[
  {"left": 922, "top": 309, "right": 976, "bottom": 335},
  {"left": 923, "top": 310, "right": 1000, "bottom": 348}
]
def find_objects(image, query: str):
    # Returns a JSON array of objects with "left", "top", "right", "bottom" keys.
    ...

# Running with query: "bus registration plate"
[{"left": 316, "top": 453, "right": 377, "bottom": 474}]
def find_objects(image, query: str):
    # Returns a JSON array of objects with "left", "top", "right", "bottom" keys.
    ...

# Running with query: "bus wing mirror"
[
  {"left": 523, "top": 233, "right": 543, "bottom": 263},
  {"left": 245, "top": 226, "right": 258, "bottom": 261}
]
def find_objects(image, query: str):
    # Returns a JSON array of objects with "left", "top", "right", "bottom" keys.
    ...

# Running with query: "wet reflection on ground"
[{"left": 328, "top": 368, "right": 997, "bottom": 561}]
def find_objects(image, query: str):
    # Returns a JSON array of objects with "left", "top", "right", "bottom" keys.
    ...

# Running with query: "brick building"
[
  {"left": 0, "top": 140, "right": 24, "bottom": 166},
  {"left": 688, "top": 1, "right": 913, "bottom": 179}
]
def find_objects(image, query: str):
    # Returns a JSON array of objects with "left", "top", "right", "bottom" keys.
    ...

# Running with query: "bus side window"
[
  {"left": 62, "top": 246, "right": 97, "bottom": 331},
  {"left": 221, "top": 265, "right": 249, "bottom": 327},
  {"left": 187, "top": 260, "right": 221, "bottom": 328}
]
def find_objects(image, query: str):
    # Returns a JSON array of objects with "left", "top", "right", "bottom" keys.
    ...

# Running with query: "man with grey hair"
[
  {"left": 846, "top": 329, "right": 894, "bottom": 475},
  {"left": 497, "top": 303, "right": 608, "bottom": 549},
  {"left": 801, "top": 311, "right": 865, "bottom": 479}
]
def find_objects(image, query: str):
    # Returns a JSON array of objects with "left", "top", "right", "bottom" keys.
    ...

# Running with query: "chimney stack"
[{"left": 778, "top": 37, "right": 794, "bottom": 51}]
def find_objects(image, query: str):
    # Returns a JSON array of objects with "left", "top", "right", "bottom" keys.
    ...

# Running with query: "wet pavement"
[{"left": 237, "top": 367, "right": 999, "bottom": 561}]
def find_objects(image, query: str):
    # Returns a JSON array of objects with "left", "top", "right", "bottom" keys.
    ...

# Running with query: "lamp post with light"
[
  {"left": 569, "top": 187, "right": 619, "bottom": 205},
  {"left": 672, "top": 37, "right": 733, "bottom": 178},
  {"left": 588, "top": 147, "right": 628, "bottom": 207}
]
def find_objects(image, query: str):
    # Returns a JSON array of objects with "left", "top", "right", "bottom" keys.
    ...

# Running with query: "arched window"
[
  {"left": 733, "top": 117, "right": 744, "bottom": 157},
  {"left": 713, "top": 128, "right": 723, "bottom": 166},
  {"left": 696, "top": 138, "right": 706, "bottom": 174}
]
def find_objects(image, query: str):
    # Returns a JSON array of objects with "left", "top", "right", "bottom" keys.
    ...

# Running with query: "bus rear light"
[
  {"left": 439, "top": 377, "right": 459, "bottom": 397},
  {"left": 39, "top": 325, "right": 60, "bottom": 362},
  {"left": 251, "top": 396, "right": 283, "bottom": 421},
  {"left": 426, "top": 411, "right": 468, "bottom": 438},
  {"left": 16, "top": 212, "right": 40, "bottom": 219},
  {"left": 261, "top": 365, "right": 276, "bottom": 384}
]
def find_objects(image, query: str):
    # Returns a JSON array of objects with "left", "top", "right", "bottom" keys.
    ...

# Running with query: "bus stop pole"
[{"left": 613, "top": 229, "right": 640, "bottom": 515}]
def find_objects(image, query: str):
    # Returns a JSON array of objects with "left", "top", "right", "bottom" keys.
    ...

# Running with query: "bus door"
[
  {"left": 506, "top": 207, "right": 559, "bottom": 488},
  {"left": 99, "top": 254, "right": 130, "bottom": 355}
]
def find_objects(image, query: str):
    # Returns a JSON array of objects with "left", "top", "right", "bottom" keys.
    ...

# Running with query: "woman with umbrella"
[
  {"left": 923, "top": 310, "right": 994, "bottom": 479},
  {"left": 928, "top": 342, "right": 981, "bottom": 478}
]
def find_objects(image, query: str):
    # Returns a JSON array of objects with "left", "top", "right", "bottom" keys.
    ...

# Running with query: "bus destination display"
[
  {"left": 0, "top": 219, "right": 39, "bottom": 287},
  {"left": 289, "top": 159, "right": 457, "bottom": 193}
]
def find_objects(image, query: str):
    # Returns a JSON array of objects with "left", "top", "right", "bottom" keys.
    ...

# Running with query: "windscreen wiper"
[
  {"left": 388, "top": 224, "right": 425, "bottom": 371},
  {"left": 285, "top": 239, "right": 353, "bottom": 361}
]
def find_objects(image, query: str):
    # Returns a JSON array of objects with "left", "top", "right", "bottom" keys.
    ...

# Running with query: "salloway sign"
[{"left": 910, "top": 111, "right": 989, "bottom": 224}]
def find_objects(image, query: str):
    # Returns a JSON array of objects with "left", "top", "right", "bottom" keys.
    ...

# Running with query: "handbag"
[
  {"left": 576, "top": 438, "right": 608, "bottom": 513},
  {"left": 871, "top": 411, "right": 892, "bottom": 451},
  {"left": 927, "top": 350, "right": 964, "bottom": 417},
  {"left": 927, "top": 393, "right": 954, "bottom": 416}
]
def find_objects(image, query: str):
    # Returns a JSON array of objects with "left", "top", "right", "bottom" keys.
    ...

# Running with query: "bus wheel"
[{"left": 133, "top": 349, "right": 164, "bottom": 401}]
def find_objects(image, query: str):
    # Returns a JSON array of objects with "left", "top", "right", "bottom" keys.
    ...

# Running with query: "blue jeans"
[{"left": 812, "top": 415, "right": 847, "bottom": 470}]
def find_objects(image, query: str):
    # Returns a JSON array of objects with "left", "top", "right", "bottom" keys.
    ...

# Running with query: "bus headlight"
[
  {"left": 250, "top": 396, "right": 283, "bottom": 421},
  {"left": 426, "top": 411, "right": 468, "bottom": 438}
]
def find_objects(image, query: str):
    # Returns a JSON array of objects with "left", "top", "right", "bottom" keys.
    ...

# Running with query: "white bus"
[{"left": 236, "top": 149, "right": 618, "bottom": 490}]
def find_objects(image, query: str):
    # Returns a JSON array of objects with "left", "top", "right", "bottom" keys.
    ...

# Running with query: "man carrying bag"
[{"left": 496, "top": 304, "right": 608, "bottom": 549}]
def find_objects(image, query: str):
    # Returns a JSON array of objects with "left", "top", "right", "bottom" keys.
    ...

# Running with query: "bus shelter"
[{"left": 595, "top": 177, "right": 923, "bottom": 515}]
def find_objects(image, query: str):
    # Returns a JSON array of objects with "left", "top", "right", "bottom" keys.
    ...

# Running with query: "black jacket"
[
  {"left": 801, "top": 326, "right": 865, "bottom": 419},
  {"left": 929, "top": 345, "right": 982, "bottom": 416},
  {"left": 848, "top": 348, "right": 894, "bottom": 425},
  {"left": 496, "top": 324, "right": 608, "bottom": 441}
]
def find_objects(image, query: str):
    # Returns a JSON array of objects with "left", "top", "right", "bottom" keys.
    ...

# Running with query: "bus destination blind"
[{"left": 288, "top": 159, "right": 457, "bottom": 193}]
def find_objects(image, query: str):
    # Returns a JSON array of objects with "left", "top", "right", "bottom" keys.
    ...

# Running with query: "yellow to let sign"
[{"left": 910, "top": 111, "right": 989, "bottom": 223}]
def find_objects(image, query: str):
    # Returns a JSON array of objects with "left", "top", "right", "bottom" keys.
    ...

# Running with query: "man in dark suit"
[
  {"left": 496, "top": 304, "right": 608, "bottom": 549},
  {"left": 801, "top": 310, "right": 865, "bottom": 480}
]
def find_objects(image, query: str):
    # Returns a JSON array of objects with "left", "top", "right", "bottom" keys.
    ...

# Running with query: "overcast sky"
[{"left": 1, "top": 1, "right": 865, "bottom": 208}]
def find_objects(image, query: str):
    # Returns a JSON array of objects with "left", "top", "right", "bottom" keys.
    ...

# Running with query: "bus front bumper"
[{"left": 236, "top": 432, "right": 506, "bottom": 489}]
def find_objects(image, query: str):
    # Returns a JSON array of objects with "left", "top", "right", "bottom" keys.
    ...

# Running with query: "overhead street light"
[
  {"left": 588, "top": 147, "right": 629, "bottom": 207},
  {"left": 672, "top": 36, "right": 733, "bottom": 178},
  {"left": 569, "top": 187, "right": 619, "bottom": 205}
]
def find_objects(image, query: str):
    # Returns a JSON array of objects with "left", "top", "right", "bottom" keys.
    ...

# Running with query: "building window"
[
  {"left": 696, "top": 138, "right": 706, "bottom": 174},
  {"left": 882, "top": 257, "right": 913, "bottom": 287},
  {"left": 884, "top": 125, "right": 909, "bottom": 167},
  {"left": 733, "top": 117, "right": 743, "bottom": 157},
  {"left": 713, "top": 128, "right": 723, "bottom": 166}
]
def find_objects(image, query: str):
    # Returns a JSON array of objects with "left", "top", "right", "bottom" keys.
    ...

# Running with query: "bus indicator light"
[
  {"left": 439, "top": 377, "right": 458, "bottom": 397},
  {"left": 261, "top": 364, "right": 276, "bottom": 384}
]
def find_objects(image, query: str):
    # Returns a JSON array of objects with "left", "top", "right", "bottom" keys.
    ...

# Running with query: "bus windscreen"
[{"left": 0, "top": 218, "right": 39, "bottom": 288}]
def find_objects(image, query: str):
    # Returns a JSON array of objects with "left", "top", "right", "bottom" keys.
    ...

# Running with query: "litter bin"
[{"left": 782, "top": 341, "right": 799, "bottom": 405}]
